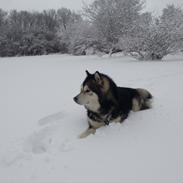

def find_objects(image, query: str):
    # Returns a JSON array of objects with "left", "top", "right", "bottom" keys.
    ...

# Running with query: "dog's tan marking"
[
  {"left": 102, "top": 77, "right": 110, "bottom": 93},
  {"left": 83, "top": 85, "right": 89, "bottom": 92},
  {"left": 132, "top": 98, "right": 141, "bottom": 112},
  {"left": 111, "top": 116, "right": 122, "bottom": 123},
  {"left": 81, "top": 84, "right": 84, "bottom": 91}
]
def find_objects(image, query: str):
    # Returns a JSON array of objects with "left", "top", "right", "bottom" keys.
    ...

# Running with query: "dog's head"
[{"left": 73, "top": 70, "right": 110, "bottom": 112}]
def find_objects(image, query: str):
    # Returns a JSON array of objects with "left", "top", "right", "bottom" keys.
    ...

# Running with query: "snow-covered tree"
[
  {"left": 58, "top": 19, "right": 102, "bottom": 55},
  {"left": 1, "top": 3, "right": 183, "bottom": 58},
  {"left": 160, "top": 5, "right": 183, "bottom": 52},
  {"left": 119, "top": 5, "right": 183, "bottom": 60},
  {"left": 57, "top": 8, "right": 81, "bottom": 31},
  {"left": 83, "top": 0, "right": 143, "bottom": 53},
  {"left": 0, "top": 9, "right": 8, "bottom": 56},
  {"left": 56, "top": 8, "right": 84, "bottom": 53},
  {"left": 0, "top": 9, "right": 7, "bottom": 26},
  {"left": 0, "top": 9, "right": 64, "bottom": 57}
]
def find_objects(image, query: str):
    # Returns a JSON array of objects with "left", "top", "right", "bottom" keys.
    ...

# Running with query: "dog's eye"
[{"left": 85, "top": 89, "right": 90, "bottom": 93}]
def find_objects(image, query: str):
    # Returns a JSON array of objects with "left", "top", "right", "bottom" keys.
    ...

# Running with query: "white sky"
[{"left": 0, "top": 0, "right": 183, "bottom": 14}]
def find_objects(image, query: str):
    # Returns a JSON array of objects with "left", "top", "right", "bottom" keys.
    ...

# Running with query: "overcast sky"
[{"left": 0, "top": 0, "right": 183, "bottom": 14}]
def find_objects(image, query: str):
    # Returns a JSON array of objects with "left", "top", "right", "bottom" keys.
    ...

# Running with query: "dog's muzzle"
[{"left": 73, "top": 96, "right": 78, "bottom": 103}]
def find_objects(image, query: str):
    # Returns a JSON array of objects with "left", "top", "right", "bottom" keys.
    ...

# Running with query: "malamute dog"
[{"left": 74, "top": 70, "right": 152, "bottom": 138}]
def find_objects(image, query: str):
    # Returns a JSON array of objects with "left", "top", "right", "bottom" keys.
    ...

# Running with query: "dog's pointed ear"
[
  {"left": 86, "top": 70, "right": 91, "bottom": 76},
  {"left": 94, "top": 71, "right": 101, "bottom": 83}
]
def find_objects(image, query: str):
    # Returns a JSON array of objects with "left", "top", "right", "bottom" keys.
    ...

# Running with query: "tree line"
[{"left": 0, "top": 0, "right": 183, "bottom": 60}]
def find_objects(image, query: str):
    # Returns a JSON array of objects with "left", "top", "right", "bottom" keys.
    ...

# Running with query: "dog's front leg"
[{"left": 79, "top": 127, "right": 96, "bottom": 139}]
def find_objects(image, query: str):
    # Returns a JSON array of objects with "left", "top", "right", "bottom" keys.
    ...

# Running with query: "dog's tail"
[
  {"left": 132, "top": 88, "right": 153, "bottom": 111},
  {"left": 137, "top": 88, "right": 153, "bottom": 100}
]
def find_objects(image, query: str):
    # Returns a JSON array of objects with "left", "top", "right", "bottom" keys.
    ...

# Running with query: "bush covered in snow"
[
  {"left": 0, "top": 9, "right": 77, "bottom": 57},
  {"left": 0, "top": 2, "right": 183, "bottom": 59},
  {"left": 119, "top": 5, "right": 183, "bottom": 60},
  {"left": 83, "top": 0, "right": 143, "bottom": 54}
]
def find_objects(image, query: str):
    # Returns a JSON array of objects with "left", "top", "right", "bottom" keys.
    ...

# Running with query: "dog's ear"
[
  {"left": 86, "top": 70, "right": 91, "bottom": 76},
  {"left": 94, "top": 71, "right": 101, "bottom": 83}
]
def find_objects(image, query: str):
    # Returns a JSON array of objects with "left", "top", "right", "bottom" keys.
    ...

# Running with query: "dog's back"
[{"left": 117, "top": 87, "right": 152, "bottom": 113}]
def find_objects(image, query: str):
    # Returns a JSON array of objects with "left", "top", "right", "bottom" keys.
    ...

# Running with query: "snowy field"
[{"left": 0, "top": 53, "right": 183, "bottom": 183}]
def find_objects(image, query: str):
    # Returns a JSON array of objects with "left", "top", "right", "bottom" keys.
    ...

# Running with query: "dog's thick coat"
[{"left": 74, "top": 71, "right": 152, "bottom": 138}]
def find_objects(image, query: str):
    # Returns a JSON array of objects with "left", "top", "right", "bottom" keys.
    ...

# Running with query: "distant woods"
[
  {"left": 0, "top": 0, "right": 183, "bottom": 60},
  {"left": 0, "top": 8, "right": 81, "bottom": 56}
]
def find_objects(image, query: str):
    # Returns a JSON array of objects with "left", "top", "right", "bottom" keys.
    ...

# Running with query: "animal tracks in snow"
[
  {"left": 38, "top": 111, "right": 65, "bottom": 126},
  {"left": 23, "top": 112, "right": 77, "bottom": 154},
  {"left": 23, "top": 125, "right": 60, "bottom": 154},
  {"left": 0, "top": 111, "right": 77, "bottom": 167},
  {"left": 23, "top": 111, "right": 77, "bottom": 155}
]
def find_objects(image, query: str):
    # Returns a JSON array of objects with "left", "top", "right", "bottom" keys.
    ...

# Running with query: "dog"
[{"left": 74, "top": 70, "right": 152, "bottom": 138}]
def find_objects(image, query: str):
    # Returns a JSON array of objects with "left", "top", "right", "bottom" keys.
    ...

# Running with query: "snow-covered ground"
[{"left": 0, "top": 53, "right": 183, "bottom": 183}]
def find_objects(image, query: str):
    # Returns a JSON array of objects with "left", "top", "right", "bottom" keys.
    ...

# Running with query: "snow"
[{"left": 0, "top": 53, "right": 183, "bottom": 183}]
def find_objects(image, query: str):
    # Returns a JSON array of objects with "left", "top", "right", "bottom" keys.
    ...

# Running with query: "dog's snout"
[{"left": 73, "top": 96, "right": 78, "bottom": 103}]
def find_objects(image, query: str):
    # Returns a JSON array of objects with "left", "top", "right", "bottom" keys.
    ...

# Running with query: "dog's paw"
[
  {"left": 78, "top": 132, "right": 89, "bottom": 139},
  {"left": 78, "top": 133, "right": 87, "bottom": 139},
  {"left": 78, "top": 128, "right": 96, "bottom": 139}
]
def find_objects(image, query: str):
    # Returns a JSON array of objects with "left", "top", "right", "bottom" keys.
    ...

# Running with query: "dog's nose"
[{"left": 73, "top": 97, "right": 78, "bottom": 102}]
